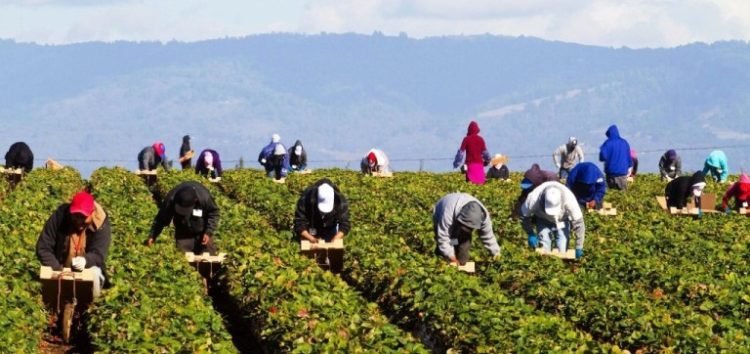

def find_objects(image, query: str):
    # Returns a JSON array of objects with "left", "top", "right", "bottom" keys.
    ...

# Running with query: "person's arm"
[
  {"left": 202, "top": 194, "right": 220, "bottom": 237},
  {"left": 336, "top": 194, "right": 351, "bottom": 237},
  {"left": 720, "top": 159, "right": 729, "bottom": 182},
  {"left": 722, "top": 183, "right": 738, "bottom": 209},
  {"left": 552, "top": 147, "right": 561, "bottom": 168},
  {"left": 598, "top": 143, "right": 607, "bottom": 162},
  {"left": 434, "top": 210, "right": 456, "bottom": 261},
  {"left": 36, "top": 207, "right": 64, "bottom": 270},
  {"left": 84, "top": 219, "right": 111, "bottom": 268},
  {"left": 520, "top": 202, "right": 536, "bottom": 236},
  {"left": 675, "top": 157, "right": 682, "bottom": 176},
  {"left": 577, "top": 146, "right": 584, "bottom": 163},
  {"left": 571, "top": 217, "right": 586, "bottom": 250},
  {"left": 478, "top": 214, "right": 500, "bottom": 256},
  {"left": 658, "top": 157, "right": 667, "bottom": 177},
  {"left": 149, "top": 196, "right": 175, "bottom": 240},
  {"left": 294, "top": 193, "right": 311, "bottom": 236},
  {"left": 594, "top": 180, "right": 606, "bottom": 205},
  {"left": 453, "top": 149, "right": 465, "bottom": 169}
]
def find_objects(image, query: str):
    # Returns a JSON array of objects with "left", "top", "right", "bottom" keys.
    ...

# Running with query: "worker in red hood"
[
  {"left": 453, "top": 121, "right": 491, "bottom": 185},
  {"left": 722, "top": 173, "right": 750, "bottom": 213},
  {"left": 137, "top": 141, "right": 169, "bottom": 171}
]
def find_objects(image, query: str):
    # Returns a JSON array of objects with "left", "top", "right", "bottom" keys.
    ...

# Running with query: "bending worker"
[
  {"left": 486, "top": 154, "right": 510, "bottom": 181},
  {"left": 722, "top": 173, "right": 750, "bottom": 213},
  {"left": 659, "top": 149, "right": 682, "bottom": 181},
  {"left": 566, "top": 162, "right": 606, "bottom": 210},
  {"left": 453, "top": 121, "right": 491, "bottom": 184},
  {"left": 36, "top": 191, "right": 111, "bottom": 297},
  {"left": 146, "top": 181, "right": 219, "bottom": 254},
  {"left": 294, "top": 179, "right": 350, "bottom": 243},
  {"left": 432, "top": 193, "right": 500, "bottom": 265},
  {"left": 289, "top": 140, "right": 308, "bottom": 172},
  {"left": 4, "top": 141, "right": 34, "bottom": 172},
  {"left": 522, "top": 182, "right": 585, "bottom": 259},
  {"left": 703, "top": 150, "right": 728, "bottom": 183},
  {"left": 665, "top": 171, "right": 706, "bottom": 210},
  {"left": 361, "top": 148, "right": 392, "bottom": 175},
  {"left": 195, "top": 149, "right": 222, "bottom": 180},
  {"left": 598, "top": 124, "right": 631, "bottom": 190},
  {"left": 138, "top": 141, "right": 169, "bottom": 171},
  {"left": 552, "top": 136, "right": 584, "bottom": 179}
]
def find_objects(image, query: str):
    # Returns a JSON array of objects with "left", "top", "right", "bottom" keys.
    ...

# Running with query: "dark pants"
[
  {"left": 181, "top": 159, "right": 191, "bottom": 170},
  {"left": 434, "top": 231, "right": 472, "bottom": 265},
  {"left": 606, "top": 175, "right": 628, "bottom": 191},
  {"left": 559, "top": 167, "right": 571, "bottom": 180},
  {"left": 176, "top": 236, "right": 217, "bottom": 255},
  {"left": 269, "top": 155, "right": 285, "bottom": 180}
]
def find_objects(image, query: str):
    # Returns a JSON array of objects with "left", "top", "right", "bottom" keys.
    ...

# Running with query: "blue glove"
[
  {"left": 698, "top": 209, "right": 703, "bottom": 219},
  {"left": 725, "top": 207, "right": 731, "bottom": 215},
  {"left": 575, "top": 249, "right": 584, "bottom": 259},
  {"left": 527, "top": 234, "right": 538, "bottom": 249}
]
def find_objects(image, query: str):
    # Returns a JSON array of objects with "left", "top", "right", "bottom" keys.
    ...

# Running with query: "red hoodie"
[
  {"left": 722, "top": 174, "right": 750, "bottom": 209},
  {"left": 459, "top": 121, "right": 487, "bottom": 164}
]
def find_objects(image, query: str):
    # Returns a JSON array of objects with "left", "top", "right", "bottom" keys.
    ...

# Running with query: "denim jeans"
[{"left": 536, "top": 219, "right": 570, "bottom": 252}]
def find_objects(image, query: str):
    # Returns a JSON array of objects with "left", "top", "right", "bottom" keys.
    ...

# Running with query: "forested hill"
[{"left": 1, "top": 34, "right": 749, "bottom": 175}]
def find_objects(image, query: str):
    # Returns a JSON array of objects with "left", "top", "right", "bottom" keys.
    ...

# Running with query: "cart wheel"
[{"left": 62, "top": 302, "right": 75, "bottom": 343}]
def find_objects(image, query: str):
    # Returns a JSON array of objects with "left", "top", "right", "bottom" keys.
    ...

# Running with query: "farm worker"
[
  {"left": 665, "top": 171, "right": 706, "bottom": 209},
  {"left": 486, "top": 154, "right": 510, "bottom": 180},
  {"left": 294, "top": 179, "right": 350, "bottom": 243},
  {"left": 433, "top": 193, "right": 500, "bottom": 265},
  {"left": 659, "top": 149, "right": 682, "bottom": 181},
  {"left": 513, "top": 163, "right": 559, "bottom": 217},
  {"left": 521, "top": 182, "right": 585, "bottom": 259},
  {"left": 36, "top": 191, "right": 111, "bottom": 297},
  {"left": 258, "top": 134, "right": 289, "bottom": 179},
  {"left": 4, "top": 141, "right": 34, "bottom": 172},
  {"left": 179, "top": 135, "right": 193, "bottom": 170},
  {"left": 146, "top": 181, "right": 219, "bottom": 254},
  {"left": 195, "top": 149, "right": 222, "bottom": 180},
  {"left": 598, "top": 124, "right": 632, "bottom": 191},
  {"left": 552, "top": 136, "right": 584, "bottom": 179},
  {"left": 721, "top": 173, "right": 750, "bottom": 213},
  {"left": 360, "top": 148, "right": 392, "bottom": 175},
  {"left": 137, "top": 141, "right": 169, "bottom": 171},
  {"left": 628, "top": 149, "right": 639, "bottom": 178},
  {"left": 288, "top": 140, "right": 308, "bottom": 172},
  {"left": 453, "top": 121, "right": 491, "bottom": 185},
  {"left": 703, "top": 150, "right": 728, "bottom": 183},
  {"left": 566, "top": 162, "right": 606, "bottom": 210}
]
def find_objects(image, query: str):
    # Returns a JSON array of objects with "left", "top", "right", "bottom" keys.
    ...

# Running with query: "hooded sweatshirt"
[
  {"left": 659, "top": 150, "right": 682, "bottom": 179},
  {"left": 722, "top": 174, "right": 750, "bottom": 209},
  {"left": 566, "top": 162, "right": 606, "bottom": 205},
  {"left": 288, "top": 140, "right": 307, "bottom": 166},
  {"left": 195, "top": 149, "right": 222, "bottom": 178},
  {"left": 702, "top": 150, "right": 728, "bottom": 182},
  {"left": 453, "top": 121, "right": 490, "bottom": 168},
  {"left": 294, "top": 178, "right": 350, "bottom": 237},
  {"left": 521, "top": 182, "right": 585, "bottom": 250},
  {"left": 4, "top": 141, "right": 34, "bottom": 172},
  {"left": 180, "top": 135, "right": 191, "bottom": 158},
  {"left": 432, "top": 193, "right": 500, "bottom": 259},
  {"left": 553, "top": 142, "right": 584, "bottom": 170},
  {"left": 598, "top": 125, "right": 632, "bottom": 176},
  {"left": 665, "top": 171, "right": 706, "bottom": 209},
  {"left": 524, "top": 163, "right": 559, "bottom": 187},
  {"left": 138, "top": 145, "right": 169, "bottom": 171}
]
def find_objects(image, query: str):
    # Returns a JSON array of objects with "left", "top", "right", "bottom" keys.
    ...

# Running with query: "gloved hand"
[
  {"left": 72, "top": 256, "right": 86, "bottom": 271},
  {"left": 527, "top": 234, "right": 538, "bottom": 249},
  {"left": 595, "top": 201, "right": 603, "bottom": 210},
  {"left": 575, "top": 249, "right": 584, "bottom": 259},
  {"left": 697, "top": 209, "right": 703, "bottom": 219},
  {"left": 292, "top": 165, "right": 298, "bottom": 169},
  {"left": 261, "top": 158, "right": 267, "bottom": 164},
  {"left": 725, "top": 207, "right": 732, "bottom": 215}
]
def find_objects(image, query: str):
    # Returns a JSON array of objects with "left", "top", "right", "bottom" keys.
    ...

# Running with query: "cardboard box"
[{"left": 535, "top": 248, "right": 576, "bottom": 260}]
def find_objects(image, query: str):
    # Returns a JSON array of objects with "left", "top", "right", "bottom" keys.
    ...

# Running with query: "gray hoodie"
[
  {"left": 432, "top": 193, "right": 500, "bottom": 259},
  {"left": 521, "top": 181, "right": 586, "bottom": 250},
  {"left": 553, "top": 144, "right": 584, "bottom": 170}
]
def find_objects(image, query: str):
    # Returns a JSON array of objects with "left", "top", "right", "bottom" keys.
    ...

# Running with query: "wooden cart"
[
  {"left": 135, "top": 169, "right": 158, "bottom": 187},
  {"left": 1, "top": 167, "right": 23, "bottom": 189},
  {"left": 39, "top": 266, "right": 95, "bottom": 343},
  {"left": 300, "top": 239, "right": 344, "bottom": 273},
  {"left": 186, "top": 252, "right": 227, "bottom": 293}
]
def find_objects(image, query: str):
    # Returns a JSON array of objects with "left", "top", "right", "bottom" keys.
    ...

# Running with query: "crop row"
[
  {"left": 87, "top": 167, "right": 236, "bottom": 352},
  {"left": 220, "top": 169, "right": 620, "bottom": 353},
  {"left": 0, "top": 168, "right": 86, "bottom": 353},
  {"left": 307, "top": 170, "right": 750, "bottom": 352},
  {"left": 155, "top": 170, "right": 428, "bottom": 353}
]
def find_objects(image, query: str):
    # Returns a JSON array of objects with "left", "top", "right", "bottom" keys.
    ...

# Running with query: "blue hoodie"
[
  {"left": 598, "top": 125, "right": 632, "bottom": 176},
  {"left": 566, "top": 162, "right": 606, "bottom": 204},
  {"left": 702, "top": 150, "right": 728, "bottom": 182}
]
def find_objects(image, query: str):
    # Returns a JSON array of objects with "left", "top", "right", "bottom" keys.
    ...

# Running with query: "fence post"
[{"left": 419, "top": 159, "right": 424, "bottom": 172}]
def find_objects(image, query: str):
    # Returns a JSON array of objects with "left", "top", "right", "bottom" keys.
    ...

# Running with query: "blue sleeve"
[
  {"left": 453, "top": 149, "right": 465, "bottom": 169},
  {"left": 598, "top": 143, "right": 607, "bottom": 162},
  {"left": 721, "top": 158, "right": 729, "bottom": 181},
  {"left": 566, "top": 167, "right": 578, "bottom": 188},
  {"left": 594, "top": 181, "right": 606, "bottom": 203}
]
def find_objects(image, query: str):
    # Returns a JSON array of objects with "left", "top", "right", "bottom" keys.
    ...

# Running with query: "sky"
[{"left": 1, "top": 0, "right": 749, "bottom": 48}]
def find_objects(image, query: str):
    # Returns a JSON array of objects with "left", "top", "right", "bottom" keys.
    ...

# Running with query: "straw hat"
[{"left": 490, "top": 154, "right": 508, "bottom": 166}]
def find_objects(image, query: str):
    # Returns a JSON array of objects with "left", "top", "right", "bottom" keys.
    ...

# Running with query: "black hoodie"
[
  {"left": 288, "top": 140, "right": 307, "bottom": 166},
  {"left": 665, "top": 171, "right": 706, "bottom": 209},
  {"left": 294, "top": 178, "right": 350, "bottom": 237},
  {"left": 5, "top": 142, "right": 33, "bottom": 172}
]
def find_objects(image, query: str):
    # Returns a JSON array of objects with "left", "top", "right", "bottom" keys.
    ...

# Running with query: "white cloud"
[{"left": 1, "top": 0, "right": 749, "bottom": 47}]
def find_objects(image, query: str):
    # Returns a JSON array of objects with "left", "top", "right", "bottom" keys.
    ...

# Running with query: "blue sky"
[{"left": 1, "top": 0, "right": 749, "bottom": 48}]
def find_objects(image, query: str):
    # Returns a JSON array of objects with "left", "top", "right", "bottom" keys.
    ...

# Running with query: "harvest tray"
[{"left": 300, "top": 239, "right": 344, "bottom": 273}]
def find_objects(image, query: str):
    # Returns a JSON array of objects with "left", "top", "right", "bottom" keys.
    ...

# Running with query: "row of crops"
[{"left": 1, "top": 167, "right": 748, "bottom": 352}]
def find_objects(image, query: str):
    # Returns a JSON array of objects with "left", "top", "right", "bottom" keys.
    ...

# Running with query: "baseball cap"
[
  {"left": 520, "top": 178, "right": 534, "bottom": 190},
  {"left": 544, "top": 188, "right": 562, "bottom": 216},
  {"left": 174, "top": 186, "right": 198, "bottom": 216},
  {"left": 70, "top": 191, "right": 95, "bottom": 217},
  {"left": 317, "top": 183, "right": 335, "bottom": 213}
]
